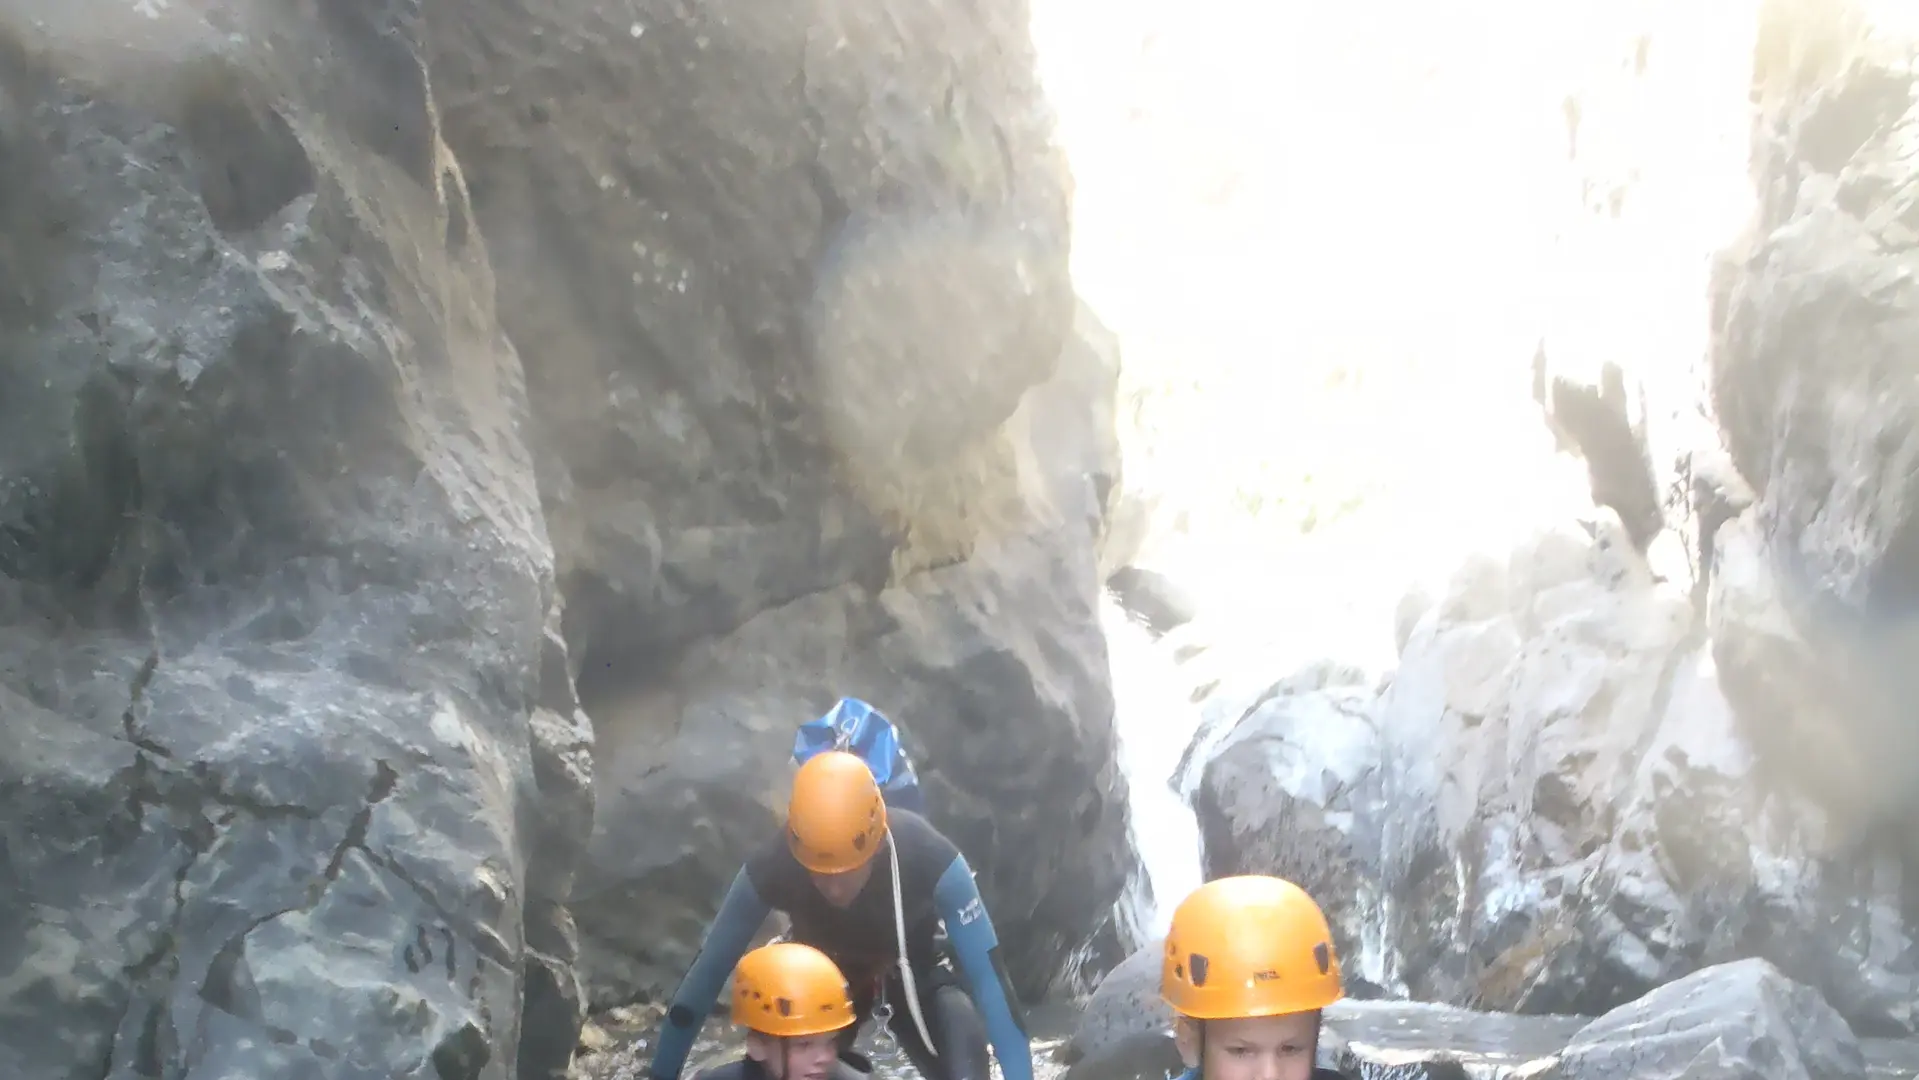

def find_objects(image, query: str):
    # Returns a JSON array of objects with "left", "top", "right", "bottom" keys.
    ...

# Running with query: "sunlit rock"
[
  {"left": 1712, "top": 0, "right": 1919, "bottom": 858},
  {"left": 1063, "top": 951, "right": 1894, "bottom": 1080},
  {"left": 1548, "top": 959, "right": 1863, "bottom": 1080},
  {"left": 1188, "top": 504, "right": 1919, "bottom": 1033}
]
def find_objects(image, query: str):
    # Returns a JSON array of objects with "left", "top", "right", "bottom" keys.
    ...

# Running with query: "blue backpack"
[{"left": 792, "top": 697, "right": 927, "bottom": 815}]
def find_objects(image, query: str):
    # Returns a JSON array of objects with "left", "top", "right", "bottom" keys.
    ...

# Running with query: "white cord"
[{"left": 890, "top": 833, "right": 940, "bottom": 1057}]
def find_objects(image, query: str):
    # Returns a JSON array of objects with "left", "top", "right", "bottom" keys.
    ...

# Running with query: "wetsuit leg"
[
  {"left": 880, "top": 964, "right": 991, "bottom": 1080},
  {"left": 838, "top": 971, "right": 883, "bottom": 1056}
]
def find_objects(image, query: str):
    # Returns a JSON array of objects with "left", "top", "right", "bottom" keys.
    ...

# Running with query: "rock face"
[
  {"left": 1180, "top": 0, "right": 1919, "bottom": 1039},
  {"left": 558, "top": 294, "right": 1134, "bottom": 1007},
  {"left": 1191, "top": 507, "right": 1919, "bottom": 1033},
  {"left": 432, "top": 0, "right": 1136, "bottom": 995},
  {"left": 1184, "top": 659, "right": 1386, "bottom": 997},
  {"left": 1057, "top": 938, "right": 1596, "bottom": 1080},
  {"left": 0, "top": 11, "right": 580, "bottom": 1080},
  {"left": 1, "top": 0, "right": 1129, "bottom": 1075},
  {"left": 1062, "top": 949, "right": 1892, "bottom": 1080},
  {"left": 427, "top": 0, "right": 1135, "bottom": 1010},
  {"left": 1549, "top": 959, "right": 1864, "bottom": 1080},
  {"left": 1711, "top": 0, "right": 1919, "bottom": 851}
]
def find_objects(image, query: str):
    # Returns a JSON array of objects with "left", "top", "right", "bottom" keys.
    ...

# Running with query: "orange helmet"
[
  {"left": 730, "top": 942, "right": 857, "bottom": 1037},
  {"left": 786, "top": 751, "right": 888, "bottom": 874},
  {"left": 1160, "top": 875, "right": 1342, "bottom": 1020}
]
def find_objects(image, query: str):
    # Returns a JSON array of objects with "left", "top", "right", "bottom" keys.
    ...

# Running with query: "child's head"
[
  {"left": 1159, "top": 876, "right": 1343, "bottom": 1080},
  {"left": 733, "top": 943, "right": 856, "bottom": 1080}
]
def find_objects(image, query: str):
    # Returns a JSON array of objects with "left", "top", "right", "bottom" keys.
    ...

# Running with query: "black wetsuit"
[{"left": 650, "top": 810, "right": 1028, "bottom": 1080}]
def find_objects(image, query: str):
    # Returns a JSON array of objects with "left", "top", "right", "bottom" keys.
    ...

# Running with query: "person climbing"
[
  {"left": 1161, "top": 875, "right": 1347, "bottom": 1080},
  {"left": 649, "top": 750, "right": 1031, "bottom": 1080},
  {"left": 690, "top": 942, "right": 871, "bottom": 1080}
]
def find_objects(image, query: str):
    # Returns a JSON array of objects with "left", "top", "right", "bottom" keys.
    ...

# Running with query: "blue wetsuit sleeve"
[
  {"left": 648, "top": 868, "right": 772, "bottom": 1080},
  {"left": 933, "top": 855, "right": 1033, "bottom": 1080}
]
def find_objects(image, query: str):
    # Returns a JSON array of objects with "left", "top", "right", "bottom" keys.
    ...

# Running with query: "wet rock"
[
  {"left": 1063, "top": 947, "right": 1919, "bottom": 1080},
  {"left": 1106, "top": 567, "right": 1199, "bottom": 639},
  {"left": 1176, "top": 0, "right": 1919, "bottom": 1029},
  {"left": 1318, "top": 1000, "right": 1585, "bottom": 1080},
  {"left": 1188, "top": 666, "right": 1384, "bottom": 992},
  {"left": 1874, "top": 1040, "right": 1919, "bottom": 1080},
  {"left": 1548, "top": 959, "right": 1864, "bottom": 1080},
  {"left": 1056, "top": 938, "right": 1176, "bottom": 1080},
  {"left": 1186, "top": 503, "right": 1919, "bottom": 1033},
  {"left": 1058, "top": 940, "right": 1586, "bottom": 1080}
]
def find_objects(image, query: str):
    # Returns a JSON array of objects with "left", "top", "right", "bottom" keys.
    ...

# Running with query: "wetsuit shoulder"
[
  {"left": 884, "top": 808, "right": 960, "bottom": 886},
  {"left": 743, "top": 832, "right": 810, "bottom": 910}
]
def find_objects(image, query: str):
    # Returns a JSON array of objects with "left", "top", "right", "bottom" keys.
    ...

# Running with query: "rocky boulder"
[
  {"left": 1185, "top": 661, "right": 1387, "bottom": 996},
  {"left": 1, "top": 0, "right": 1133, "bottom": 1075},
  {"left": 422, "top": 0, "right": 1132, "bottom": 1006},
  {"left": 1548, "top": 958, "right": 1864, "bottom": 1080},
  {"left": 0, "top": 10, "right": 586, "bottom": 1080},
  {"left": 1059, "top": 936, "right": 1583, "bottom": 1080},
  {"left": 1061, "top": 948, "right": 1899, "bottom": 1080},
  {"left": 1711, "top": 0, "right": 1919, "bottom": 847},
  {"left": 1188, "top": 502, "right": 1919, "bottom": 1033},
  {"left": 1175, "top": 2, "right": 1919, "bottom": 1020},
  {"left": 563, "top": 297, "right": 1135, "bottom": 1007}
]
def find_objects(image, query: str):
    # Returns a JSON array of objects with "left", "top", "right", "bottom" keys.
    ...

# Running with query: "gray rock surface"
[
  {"left": 556, "top": 300, "right": 1135, "bottom": 1007},
  {"left": 1188, "top": 506, "right": 1919, "bottom": 1032},
  {"left": 1062, "top": 948, "right": 1916, "bottom": 1080},
  {"left": 1711, "top": 0, "right": 1919, "bottom": 857},
  {"left": 1058, "top": 938, "right": 1586, "bottom": 1080},
  {"left": 1177, "top": 0, "right": 1919, "bottom": 1037},
  {"left": 425, "top": 0, "right": 1134, "bottom": 1009},
  {"left": 0, "top": 8, "right": 580, "bottom": 1078},
  {"left": 0, "top": 0, "right": 1129, "bottom": 1075},
  {"left": 1548, "top": 959, "right": 1864, "bottom": 1080}
]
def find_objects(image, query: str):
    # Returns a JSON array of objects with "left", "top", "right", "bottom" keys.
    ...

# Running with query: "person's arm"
[
  {"left": 648, "top": 869, "right": 772, "bottom": 1080},
  {"left": 931, "top": 854, "right": 1033, "bottom": 1080}
]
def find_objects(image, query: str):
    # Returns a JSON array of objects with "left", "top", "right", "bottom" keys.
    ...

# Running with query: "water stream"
[{"left": 1102, "top": 593, "right": 1205, "bottom": 943}]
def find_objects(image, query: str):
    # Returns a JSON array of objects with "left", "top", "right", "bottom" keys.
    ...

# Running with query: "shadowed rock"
[{"left": 0, "top": 0, "right": 1130, "bottom": 1073}]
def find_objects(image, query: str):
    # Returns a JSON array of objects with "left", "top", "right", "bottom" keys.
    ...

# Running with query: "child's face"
[
  {"left": 745, "top": 1031, "right": 842, "bottom": 1080},
  {"left": 1174, "top": 1013, "right": 1319, "bottom": 1080}
]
